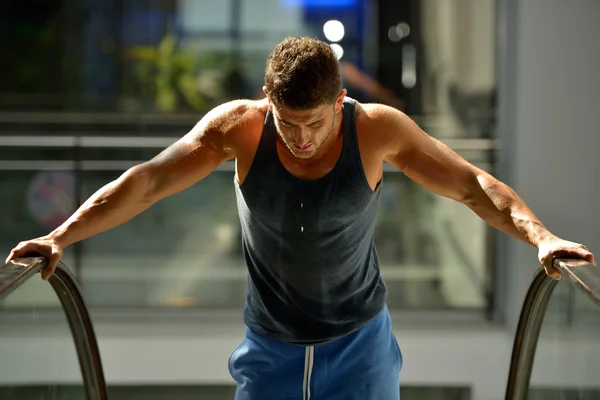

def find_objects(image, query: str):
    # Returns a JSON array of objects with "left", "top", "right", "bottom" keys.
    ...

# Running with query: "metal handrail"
[
  {"left": 505, "top": 258, "right": 597, "bottom": 400},
  {"left": 0, "top": 257, "right": 108, "bottom": 400},
  {"left": 4, "top": 257, "right": 592, "bottom": 400}
]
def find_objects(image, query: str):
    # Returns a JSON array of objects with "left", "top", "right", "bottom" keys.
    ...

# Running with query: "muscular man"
[{"left": 6, "top": 37, "right": 595, "bottom": 399}]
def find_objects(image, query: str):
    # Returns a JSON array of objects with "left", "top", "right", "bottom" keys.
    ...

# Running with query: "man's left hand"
[{"left": 538, "top": 236, "right": 596, "bottom": 280}]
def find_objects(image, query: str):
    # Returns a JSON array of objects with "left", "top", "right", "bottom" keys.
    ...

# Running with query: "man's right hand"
[{"left": 5, "top": 237, "right": 64, "bottom": 280}]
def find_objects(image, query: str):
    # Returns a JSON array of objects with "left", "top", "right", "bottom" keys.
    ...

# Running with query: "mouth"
[{"left": 293, "top": 143, "right": 313, "bottom": 152}]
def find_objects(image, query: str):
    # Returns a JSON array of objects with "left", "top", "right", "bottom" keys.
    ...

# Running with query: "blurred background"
[{"left": 0, "top": 0, "right": 598, "bottom": 399}]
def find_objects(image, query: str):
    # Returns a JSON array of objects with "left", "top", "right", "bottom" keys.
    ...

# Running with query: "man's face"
[{"left": 266, "top": 91, "right": 346, "bottom": 160}]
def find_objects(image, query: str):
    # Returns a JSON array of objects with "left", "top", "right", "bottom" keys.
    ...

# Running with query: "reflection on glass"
[
  {"left": 0, "top": 278, "right": 84, "bottom": 399},
  {"left": 76, "top": 168, "right": 488, "bottom": 311},
  {"left": 528, "top": 280, "right": 600, "bottom": 399},
  {"left": 0, "top": 165, "right": 490, "bottom": 311}
]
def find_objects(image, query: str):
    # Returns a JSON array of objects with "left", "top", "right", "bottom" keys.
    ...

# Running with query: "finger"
[
  {"left": 5, "top": 247, "right": 26, "bottom": 264},
  {"left": 5, "top": 250, "right": 16, "bottom": 264},
  {"left": 539, "top": 252, "right": 553, "bottom": 271},
  {"left": 539, "top": 253, "right": 560, "bottom": 279},
  {"left": 42, "top": 250, "right": 61, "bottom": 281},
  {"left": 547, "top": 248, "right": 593, "bottom": 263},
  {"left": 582, "top": 251, "right": 596, "bottom": 267},
  {"left": 41, "top": 263, "right": 56, "bottom": 281},
  {"left": 544, "top": 264, "right": 561, "bottom": 280},
  {"left": 567, "top": 248, "right": 596, "bottom": 265},
  {"left": 582, "top": 251, "right": 596, "bottom": 266},
  {"left": 579, "top": 249, "right": 597, "bottom": 266},
  {"left": 5, "top": 243, "right": 26, "bottom": 263}
]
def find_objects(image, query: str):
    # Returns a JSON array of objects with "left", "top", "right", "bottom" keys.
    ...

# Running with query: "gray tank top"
[{"left": 234, "top": 97, "right": 387, "bottom": 345}]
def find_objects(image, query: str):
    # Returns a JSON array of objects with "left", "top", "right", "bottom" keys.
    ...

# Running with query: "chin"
[
  {"left": 287, "top": 142, "right": 317, "bottom": 159},
  {"left": 293, "top": 151, "right": 316, "bottom": 160}
]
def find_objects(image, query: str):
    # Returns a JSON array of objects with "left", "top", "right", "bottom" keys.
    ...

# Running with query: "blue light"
[{"left": 280, "top": 0, "right": 358, "bottom": 7}]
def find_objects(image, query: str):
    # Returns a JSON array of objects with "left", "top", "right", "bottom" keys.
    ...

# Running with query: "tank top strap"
[
  {"left": 250, "top": 108, "right": 279, "bottom": 171},
  {"left": 337, "top": 96, "right": 365, "bottom": 176}
]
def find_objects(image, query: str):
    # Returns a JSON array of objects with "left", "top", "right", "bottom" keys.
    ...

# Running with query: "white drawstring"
[{"left": 303, "top": 346, "right": 315, "bottom": 400}]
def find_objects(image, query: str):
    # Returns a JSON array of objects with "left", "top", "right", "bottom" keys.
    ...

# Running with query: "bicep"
[{"left": 382, "top": 111, "right": 481, "bottom": 202}]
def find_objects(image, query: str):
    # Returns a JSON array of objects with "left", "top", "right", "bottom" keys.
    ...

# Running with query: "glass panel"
[
  {"left": 527, "top": 280, "right": 600, "bottom": 399},
  {"left": 0, "top": 159, "right": 489, "bottom": 312},
  {"left": 78, "top": 167, "right": 488, "bottom": 311},
  {"left": 79, "top": 168, "right": 246, "bottom": 309},
  {"left": 0, "top": 153, "right": 491, "bottom": 312},
  {"left": 380, "top": 172, "right": 488, "bottom": 310},
  {"left": 0, "top": 278, "right": 85, "bottom": 399}
]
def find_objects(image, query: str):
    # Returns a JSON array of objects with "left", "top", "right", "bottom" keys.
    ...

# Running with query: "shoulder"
[
  {"left": 202, "top": 98, "right": 267, "bottom": 136},
  {"left": 355, "top": 101, "right": 408, "bottom": 131},
  {"left": 188, "top": 98, "right": 267, "bottom": 152},
  {"left": 353, "top": 101, "right": 416, "bottom": 158}
]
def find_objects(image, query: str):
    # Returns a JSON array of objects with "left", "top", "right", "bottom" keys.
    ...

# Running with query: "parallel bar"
[{"left": 0, "top": 258, "right": 107, "bottom": 400}]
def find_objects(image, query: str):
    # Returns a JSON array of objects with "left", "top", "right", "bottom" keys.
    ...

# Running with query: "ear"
[
  {"left": 263, "top": 86, "right": 273, "bottom": 110},
  {"left": 335, "top": 89, "right": 347, "bottom": 112}
]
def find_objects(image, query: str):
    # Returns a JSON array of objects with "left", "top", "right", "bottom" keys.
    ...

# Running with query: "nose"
[{"left": 295, "top": 127, "right": 310, "bottom": 145}]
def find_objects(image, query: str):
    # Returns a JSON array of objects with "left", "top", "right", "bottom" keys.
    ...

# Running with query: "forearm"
[
  {"left": 465, "top": 173, "right": 555, "bottom": 247},
  {"left": 48, "top": 167, "right": 154, "bottom": 248}
]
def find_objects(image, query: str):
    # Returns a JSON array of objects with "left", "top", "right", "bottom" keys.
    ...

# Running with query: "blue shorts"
[{"left": 228, "top": 305, "right": 402, "bottom": 400}]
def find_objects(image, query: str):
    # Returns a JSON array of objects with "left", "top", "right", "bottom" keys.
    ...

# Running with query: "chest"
[
  {"left": 239, "top": 147, "right": 379, "bottom": 236},
  {"left": 275, "top": 137, "right": 343, "bottom": 181},
  {"left": 236, "top": 127, "right": 382, "bottom": 191},
  {"left": 239, "top": 170, "right": 378, "bottom": 236}
]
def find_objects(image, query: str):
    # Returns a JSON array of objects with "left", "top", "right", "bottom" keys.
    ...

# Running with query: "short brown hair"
[{"left": 265, "top": 37, "right": 342, "bottom": 110}]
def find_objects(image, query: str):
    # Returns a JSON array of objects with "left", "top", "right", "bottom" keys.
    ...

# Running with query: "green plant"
[{"left": 130, "top": 33, "right": 233, "bottom": 112}]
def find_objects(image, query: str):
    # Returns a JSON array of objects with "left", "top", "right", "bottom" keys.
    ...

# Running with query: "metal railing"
[
  {"left": 505, "top": 258, "right": 599, "bottom": 400},
  {"left": 0, "top": 257, "right": 107, "bottom": 400}
]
